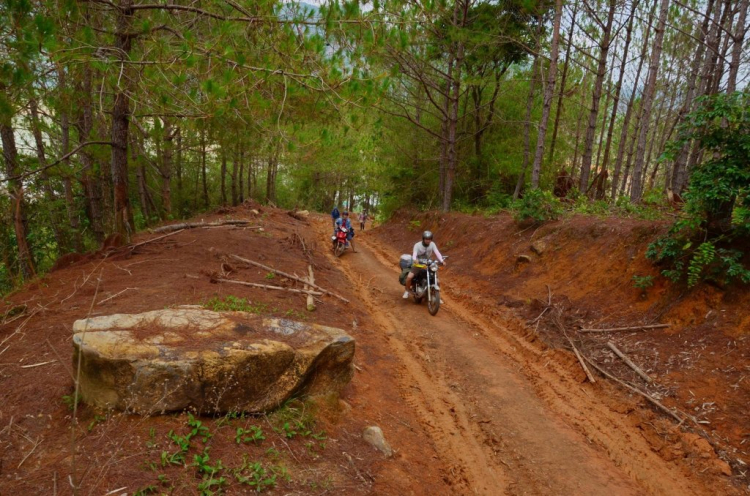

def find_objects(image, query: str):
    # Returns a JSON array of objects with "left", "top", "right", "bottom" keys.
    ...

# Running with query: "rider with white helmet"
[{"left": 403, "top": 231, "right": 445, "bottom": 298}]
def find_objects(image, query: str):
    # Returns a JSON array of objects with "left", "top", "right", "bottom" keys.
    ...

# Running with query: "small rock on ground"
[{"left": 363, "top": 425, "right": 393, "bottom": 457}]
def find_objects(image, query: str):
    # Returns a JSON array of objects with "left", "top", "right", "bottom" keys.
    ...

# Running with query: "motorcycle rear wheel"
[{"left": 427, "top": 289, "right": 440, "bottom": 316}]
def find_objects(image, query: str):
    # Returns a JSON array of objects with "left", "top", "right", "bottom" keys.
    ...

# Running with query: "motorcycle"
[
  {"left": 331, "top": 225, "right": 350, "bottom": 257},
  {"left": 409, "top": 256, "right": 448, "bottom": 316}
]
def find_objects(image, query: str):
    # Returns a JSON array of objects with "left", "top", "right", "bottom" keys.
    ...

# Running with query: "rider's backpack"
[{"left": 399, "top": 254, "right": 412, "bottom": 269}]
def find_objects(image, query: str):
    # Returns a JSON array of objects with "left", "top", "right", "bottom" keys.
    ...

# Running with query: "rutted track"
[{"left": 316, "top": 218, "right": 719, "bottom": 495}]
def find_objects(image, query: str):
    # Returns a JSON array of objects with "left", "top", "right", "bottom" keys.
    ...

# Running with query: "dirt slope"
[
  {"left": 371, "top": 210, "right": 749, "bottom": 493},
  {"left": 0, "top": 204, "right": 745, "bottom": 494}
]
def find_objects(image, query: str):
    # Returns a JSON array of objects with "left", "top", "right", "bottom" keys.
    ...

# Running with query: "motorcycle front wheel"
[
  {"left": 334, "top": 243, "right": 345, "bottom": 258},
  {"left": 427, "top": 289, "right": 440, "bottom": 316}
]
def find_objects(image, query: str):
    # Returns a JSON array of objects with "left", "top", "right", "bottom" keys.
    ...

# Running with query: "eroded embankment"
[{"left": 372, "top": 210, "right": 750, "bottom": 492}]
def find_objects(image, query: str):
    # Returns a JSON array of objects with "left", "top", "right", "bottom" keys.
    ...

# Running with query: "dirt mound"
[{"left": 374, "top": 210, "right": 750, "bottom": 488}]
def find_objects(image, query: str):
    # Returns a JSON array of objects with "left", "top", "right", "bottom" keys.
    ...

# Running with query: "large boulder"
[{"left": 72, "top": 308, "right": 355, "bottom": 414}]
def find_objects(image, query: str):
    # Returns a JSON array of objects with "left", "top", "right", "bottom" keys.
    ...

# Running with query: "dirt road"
[{"left": 319, "top": 219, "right": 719, "bottom": 495}]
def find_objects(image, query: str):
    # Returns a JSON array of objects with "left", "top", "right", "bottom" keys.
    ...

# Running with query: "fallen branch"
[
  {"left": 46, "top": 339, "right": 77, "bottom": 383},
  {"left": 97, "top": 287, "right": 138, "bottom": 305},
  {"left": 129, "top": 229, "right": 184, "bottom": 250},
  {"left": 229, "top": 254, "right": 350, "bottom": 303},
  {"left": 579, "top": 324, "right": 670, "bottom": 333},
  {"left": 152, "top": 220, "right": 258, "bottom": 233},
  {"left": 554, "top": 313, "right": 595, "bottom": 383},
  {"left": 0, "top": 307, "right": 42, "bottom": 356},
  {"left": 17, "top": 437, "right": 42, "bottom": 468},
  {"left": 583, "top": 356, "right": 683, "bottom": 424},
  {"left": 568, "top": 337, "right": 596, "bottom": 383},
  {"left": 215, "top": 278, "right": 323, "bottom": 296},
  {"left": 20, "top": 360, "right": 57, "bottom": 369},
  {"left": 607, "top": 341, "right": 653, "bottom": 383}
]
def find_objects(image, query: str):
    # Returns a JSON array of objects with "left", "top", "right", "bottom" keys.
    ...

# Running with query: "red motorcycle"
[{"left": 331, "top": 225, "right": 349, "bottom": 257}]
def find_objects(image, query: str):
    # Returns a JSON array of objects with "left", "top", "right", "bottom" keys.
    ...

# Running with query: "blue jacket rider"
[{"left": 334, "top": 211, "right": 356, "bottom": 252}]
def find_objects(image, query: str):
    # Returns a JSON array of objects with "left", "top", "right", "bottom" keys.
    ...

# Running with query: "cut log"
[
  {"left": 579, "top": 324, "right": 669, "bottom": 333},
  {"left": 152, "top": 220, "right": 258, "bottom": 233},
  {"left": 215, "top": 278, "right": 322, "bottom": 296},
  {"left": 229, "top": 254, "right": 350, "bottom": 304},
  {"left": 607, "top": 341, "right": 653, "bottom": 383},
  {"left": 305, "top": 265, "right": 316, "bottom": 312}
]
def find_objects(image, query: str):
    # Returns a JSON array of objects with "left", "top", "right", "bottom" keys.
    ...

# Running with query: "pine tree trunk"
[
  {"left": 248, "top": 147, "right": 256, "bottom": 200},
  {"left": 231, "top": 144, "right": 238, "bottom": 206},
  {"left": 175, "top": 126, "right": 183, "bottom": 212},
  {"left": 266, "top": 140, "right": 279, "bottom": 204},
  {"left": 699, "top": 0, "right": 728, "bottom": 97},
  {"left": 133, "top": 136, "right": 151, "bottom": 221},
  {"left": 238, "top": 143, "right": 244, "bottom": 203},
  {"left": 77, "top": 65, "right": 105, "bottom": 243},
  {"left": 531, "top": 0, "right": 563, "bottom": 189},
  {"left": 579, "top": 0, "right": 617, "bottom": 192},
  {"left": 600, "top": 0, "right": 637, "bottom": 189},
  {"left": 513, "top": 49, "right": 540, "bottom": 199},
  {"left": 670, "top": 0, "right": 715, "bottom": 195},
  {"left": 709, "top": 0, "right": 734, "bottom": 95},
  {"left": 1, "top": 120, "right": 35, "bottom": 279},
  {"left": 594, "top": 76, "right": 613, "bottom": 177},
  {"left": 726, "top": 0, "right": 748, "bottom": 92},
  {"left": 201, "top": 129, "right": 209, "bottom": 209},
  {"left": 641, "top": 90, "right": 668, "bottom": 191},
  {"left": 630, "top": 0, "right": 670, "bottom": 202},
  {"left": 29, "top": 98, "right": 67, "bottom": 253},
  {"left": 59, "top": 90, "right": 83, "bottom": 252},
  {"left": 161, "top": 118, "right": 173, "bottom": 217},
  {"left": 612, "top": 2, "right": 656, "bottom": 198},
  {"left": 571, "top": 75, "right": 589, "bottom": 184},
  {"left": 548, "top": 1, "right": 578, "bottom": 167},
  {"left": 220, "top": 145, "right": 227, "bottom": 205},
  {"left": 111, "top": 0, "right": 135, "bottom": 241}
]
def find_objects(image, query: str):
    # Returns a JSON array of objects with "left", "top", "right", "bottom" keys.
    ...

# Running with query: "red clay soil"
[
  {"left": 0, "top": 203, "right": 747, "bottom": 495},
  {"left": 373, "top": 209, "right": 750, "bottom": 492},
  {"left": 0, "top": 202, "right": 444, "bottom": 495}
]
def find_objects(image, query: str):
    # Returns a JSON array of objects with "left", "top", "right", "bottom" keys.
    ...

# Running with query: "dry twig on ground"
[
  {"left": 583, "top": 356, "right": 684, "bottom": 424},
  {"left": 579, "top": 324, "right": 670, "bottom": 333},
  {"left": 607, "top": 341, "right": 654, "bottom": 383},
  {"left": 229, "top": 254, "right": 350, "bottom": 303},
  {"left": 129, "top": 229, "right": 184, "bottom": 250},
  {"left": 215, "top": 278, "right": 323, "bottom": 296}
]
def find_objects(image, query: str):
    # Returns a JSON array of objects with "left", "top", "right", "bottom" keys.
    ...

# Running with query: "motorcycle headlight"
[{"left": 430, "top": 265, "right": 438, "bottom": 272}]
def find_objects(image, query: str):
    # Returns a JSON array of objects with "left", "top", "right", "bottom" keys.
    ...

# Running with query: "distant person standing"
[
  {"left": 359, "top": 211, "right": 368, "bottom": 231},
  {"left": 331, "top": 206, "right": 340, "bottom": 227}
]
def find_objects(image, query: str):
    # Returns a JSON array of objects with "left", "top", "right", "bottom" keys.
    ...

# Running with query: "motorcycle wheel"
[
  {"left": 334, "top": 243, "right": 345, "bottom": 258},
  {"left": 427, "top": 289, "right": 440, "bottom": 316}
]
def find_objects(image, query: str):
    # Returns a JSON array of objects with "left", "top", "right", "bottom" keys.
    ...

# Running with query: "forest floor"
[{"left": 0, "top": 202, "right": 747, "bottom": 495}]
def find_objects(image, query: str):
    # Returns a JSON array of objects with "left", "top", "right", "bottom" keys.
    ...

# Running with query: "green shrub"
[
  {"left": 647, "top": 92, "right": 750, "bottom": 287},
  {"left": 204, "top": 295, "right": 267, "bottom": 313},
  {"left": 512, "top": 189, "right": 563, "bottom": 223},
  {"left": 631, "top": 274, "right": 654, "bottom": 290}
]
